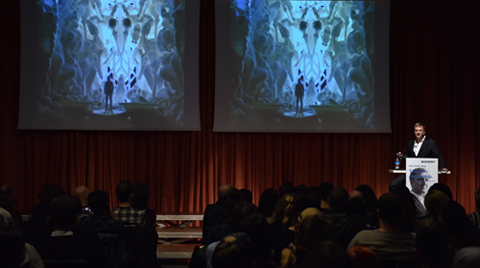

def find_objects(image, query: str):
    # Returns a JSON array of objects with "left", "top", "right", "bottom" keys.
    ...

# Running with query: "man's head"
[
  {"left": 49, "top": 196, "right": 82, "bottom": 230},
  {"left": 218, "top": 183, "right": 234, "bottom": 201},
  {"left": 377, "top": 193, "right": 403, "bottom": 225},
  {"left": 74, "top": 186, "right": 90, "bottom": 207},
  {"left": 88, "top": 190, "right": 110, "bottom": 215},
  {"left": 116, "top": 181, "right": 133, "bottom": 203},
  {"left": 414, "top": 122, "right": 426, "bottom": 140},
  {"left": 328, "top": 187, "right": 349, "bottom": 210},
  {"left": 409, "top": 168, "right": 430, "bottom": 195}
]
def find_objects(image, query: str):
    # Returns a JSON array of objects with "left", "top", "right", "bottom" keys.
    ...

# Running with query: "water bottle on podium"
[{"left": 395, "top": 157, "right": 400, "bottom": 170}]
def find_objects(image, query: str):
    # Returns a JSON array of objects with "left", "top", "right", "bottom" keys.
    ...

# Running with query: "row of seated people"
[
  {"left": 196, "top": 182, "right": 480, "bottom": 268},
  {"left": 0, "top": 181, "right": 158, "bottom": 268},
  {"left": 1, "top": 181, "right": 480, "bottom": 268}
]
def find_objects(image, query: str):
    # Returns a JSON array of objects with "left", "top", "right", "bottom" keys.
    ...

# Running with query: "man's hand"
[{"left": 396, "top": 152, "right": 403, "bottom": 158}]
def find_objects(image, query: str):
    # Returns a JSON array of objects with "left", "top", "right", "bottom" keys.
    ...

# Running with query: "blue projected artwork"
[
  {"left": 215, "top": 0, "right": 379, "bottom": 132},
  {"left": 19, "top": 0, "right": 197, "bottom": 130}
]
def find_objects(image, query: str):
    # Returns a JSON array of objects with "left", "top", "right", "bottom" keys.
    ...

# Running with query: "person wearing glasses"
[
  {"left": 390, "top": 122, "right": 448, "bottom": 191},
  {"left": 409, "top": 168, "right": 431, "bottom": 218}
]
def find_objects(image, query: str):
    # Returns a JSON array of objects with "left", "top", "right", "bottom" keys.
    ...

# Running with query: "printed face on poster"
[{"left": 406, "top": 158, "right": 438, "bottom": 197}]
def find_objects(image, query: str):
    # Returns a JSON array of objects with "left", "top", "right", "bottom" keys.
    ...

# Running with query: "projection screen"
[
  {"left": 214, "top": 0, "right": 391, "bottom": 133},
  {"left": 18, "top": 0, "right": 200, "bottom": 131}
]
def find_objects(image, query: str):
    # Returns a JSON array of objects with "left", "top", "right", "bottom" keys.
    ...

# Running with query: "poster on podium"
[{"left": 406, "top": 158, "right": 438, "bottom": 217}]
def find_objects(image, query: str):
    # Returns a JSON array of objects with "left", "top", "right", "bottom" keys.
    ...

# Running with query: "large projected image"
[
  {"left": 19, "top": 0, "right": 200, "bottom": 130},
  {"left": 214, "top": 0, "right": 390, "bottom": 132}
]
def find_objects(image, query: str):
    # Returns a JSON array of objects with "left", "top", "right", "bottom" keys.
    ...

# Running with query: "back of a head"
[
  {"left": 424, "top": 189, "right": 450, "bottom": 215},
  {"left": 217, "top": 184, "right": 234, "bottom": 201},
  {"left": 293, "top": 194, "right": 319, "bottom": 219},
  {"left": 74, "top": 186, "right": 90, "bottom": 206},
  {"left": 38, "top": 184, "right": 66, "bottom": 205},
  {"left": 132, "top": 182, "right": 150, "bottom": 207},
  {"left": 212, "top": 233, "right": 254, "bottom": 268},
  {"left": 319, "top": 182, "right": 334, "bottom": 201},
  {"left": 428, "top": 183, "right": 453, "bottom": 200},
  {"left": 297, "top": 240, "right": 353, "bottom": 268},
  {"left": 237, "top": 188, "right": 253, "bottom": 203},
  {"left": 279, "top": 182, "right": 295, "bottom": 198},
  {"left": 0, "top": 184, "right": 13, "bottom": 195},
  {"left": 49, "top": 195, "right": 82, "bottom": 230},
  {"left": 116, "top": 181, "right": 133, "bottom": 203},
  {"left": 328, "top": 187, "right": 349, "bottom": 210},
  {"left": 0, "top": 207, "right": 15, "bottom": 229},
  {"left": 295, "top": 208, "right": 325, "bottom": 249},
  {"left": 377, "top": 193, "right": 403, "bottom": 225},
  {"left": 230, "top": 202, "right": 258, "bottom": 229},
  {"left": 436, "top": 200, "right": 473, "bottom": 238},
  {"left": 258, "top": 188, "right": 279, "bottom": 218},
  {"left": 88, "top": 190, "right": 110, "bottom": 215},
  {"left": 270, "top": 193, "right": 295, "bottom": 227},
  {"left": 355, "top": 185, "right": 377, "bottom": 213},
  {"left": 415, "top": 226, "right": 448, "bottom": 266},
  {"left": 0, "top": 229, "right": 25, "bottom": 268},
  {"left": 348, "top": 245, "right": 381, "bottom": 268},
  {"left": 237, "top": 213, "right": 271, "bottom": 259}
]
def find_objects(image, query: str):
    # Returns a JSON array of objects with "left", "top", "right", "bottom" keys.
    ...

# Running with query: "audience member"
[
  {"left": 291, "top": 194, "right": 320, "bottom": 219},
  {"left": 229, "top": 202, "right": 258, "bottom": 229},
  {"left": 0, "top": 229, "right": 27, "bottom": 268},
  {"left": 414, "top": 225, "right": 451, "bottom": 268},
  {"left": 415, "top": 189, "right": 450, "bottom": 231},
  {"left": 74, "top": 186, "right": 91, "bottom": 219},
  {"left": 390, "top": 185, "right": 417, "bottom": 232},
  {"left": 27, "top": 184, "right": 66, "bottom": 237},
  {"left": 468, "top": 187, "right": 480, "bottom": 228},
  {"left": 297, "top": 240, "right": 353, "bottom": 268},
  {"left": 131, "top": 182, "right": 156, "bottom": 224},
  {"left": 435, "top": 200, "right": 480, "bottom": 268},
  {"left": 0, "top": 207, "right": 43, "bottom": 268},
  {"left": 236, "top": 188, "right": 253, "bottom": 203},
  {"left": 278, "top": 183, "right": 295, "bottom": 199},
  {"left": 429, "top": 183, "right": 454, "bottom": 200},
  {"left": 190, "top": 223, "right": 234, "bottom": 268},
  {"left": 269, "top": 193, "right": 296, "bottom": 264},
  {"left": 354, "top": 184, "right": 378, "bottom": 217},
  {"left": 237, "top": 213, "right": 276, "bottom": 268},
  {"left": 112, "top": 181, "right": 146, "bottom": 227},
  {"left": 203, "top": 183, "right": 235, "bottom": 240},
  {"left": 348, "top": 192, "right": 419, "bottom": 268},
  {"left": 258, "top": 188, "right": 279, "bottom": 220},
  {"left": 211, "top": 232, "right": 254, "bottom": 268},
  {"left": 29, "top": 195, "right": 108, "bottom": 268},
  {"left": 348, "top": 245, "right": 381, "bottom": 268},
  {"left": 323, "top": 187, "right": 367, "bottom": 250},
  {"left": 81, "top": 190, "right": 124, "bottom": 237},
  {"left": 281, "top": 207, "right": 325, "bottom": 268},
  {"left": 318, "top": 182, "right": 334, "bottom": 212}
]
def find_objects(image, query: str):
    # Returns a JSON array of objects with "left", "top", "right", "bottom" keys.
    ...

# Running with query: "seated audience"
[
  {"left": 415, "top": 189, "right": 450, "bottom": 231},
  {"left": 1, "top": 207, "right": 43, "bottom": 268},
  {"left": 467, "top": 187, "right": 480, "bottom": 228},
  {"left": 203, "top": 183, "right": 235, "bottom": 240},
  {"left": 0, "top": 229, "right": 27, "bottom": 268},
  {"left": 27, "top": 184, "right": 66, "bottom": 237},
  {"left": 435, "top": 200, "right": 480, "bottom": 268},
  {"left": 74, "top": 186, "right": 90, "bottom": 219},
  {"left": 112, "top": 181, "right": 145, "bottom": 227},
  {"left": 211, "top": 232, "right": 254, "bottom": 268},
  {"left": 131, "top": 182, "right": 156, "bottom": 224},
  {"left": 81, "top": 190, "right": 124, "bottom": 237},
  {"left": 414, "top": 225, "right": 451, "bottom": 268},
  {"left": 258, "top": 188, "right": 279, "bottom": 220},
  {"left": 318, "top": 182, "right": 334, "bottom": 212},
  {"left": 281, "top": 207, "right": 325, "bottom": 268},
  {"left": 323, "top": 187, "right": 367, "bottom": 250},
  {"left": 30, "top": 196, "right": 108, "bottom": 268},
  {"left": 348, "top": 192, "right": 419, "bottom": 268},
  {"left": 348, "top": 245, "right": 381, "bottom": 268},
  {"left": 269, "top": 193, "right": 296, "bottom": 264},
  {"left": 297, "top": 240, "right": 353, "bottom": 268}
]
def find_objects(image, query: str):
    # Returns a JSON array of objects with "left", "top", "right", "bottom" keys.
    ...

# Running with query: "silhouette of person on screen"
[
  {"left": 295, "top": 75, "right": 305, "bottom": 114},
  {"left": 104, "top": 75, "right": 114, "bottom": 112}
]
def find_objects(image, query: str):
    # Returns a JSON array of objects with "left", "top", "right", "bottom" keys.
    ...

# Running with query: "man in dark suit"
[{"left": 390, "top": 122, "right": 448, "bottom": 191}]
